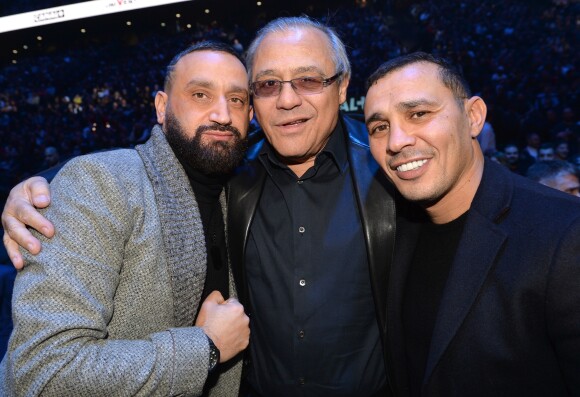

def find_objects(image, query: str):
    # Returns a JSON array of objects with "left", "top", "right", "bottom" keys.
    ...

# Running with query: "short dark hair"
[
  {"left": 164, "top": 41, "right": 245, "bottom": 91},
  {"left": 526, "top": 160, "right": 577, "bottom": 182},
  {"left": 366, "top": 52, "right": 472, "bottom": 104}
]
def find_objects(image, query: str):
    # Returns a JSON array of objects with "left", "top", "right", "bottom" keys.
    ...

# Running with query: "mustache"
[
  {"left": 388, "top": 148, "right": 434, "bottom": 168},
  {"left": 196, "top": 123, "right": 242, "bottom": 138}
]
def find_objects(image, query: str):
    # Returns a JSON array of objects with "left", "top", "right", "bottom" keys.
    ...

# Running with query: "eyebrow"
[
  {"left": 253, "top": 66, "right": 326, "bottom": 81},
  {"left": 365, "top": 98, "right": 439, "bottom": 126},
  {"left": 395, "top": 98, "right": 439, "bottom": 111},
  {"left": 365, "top": 112, "right": 385, "bottom": 126},
  {"left": 185, "top": 79, "right": 249, "bottom": 96}
]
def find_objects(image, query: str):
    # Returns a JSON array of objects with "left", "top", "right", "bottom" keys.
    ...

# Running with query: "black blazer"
[
  {"left": 226, "top": 114, "right": 397, "bottom": 381},
  {"left": 387, "top": 160, "right": 580, "bottom": 396}
]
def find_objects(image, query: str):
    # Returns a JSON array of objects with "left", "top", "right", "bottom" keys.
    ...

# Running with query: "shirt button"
[
  {"left": 299, "top": 279, "right": 306, "bottom": 287},
  {"left": 298, "top": 226, "right": 305, "bottom": 234},
  {"left": 297, "top": 180, "right": 304, "bottom": 184},
  {"left": 298, "top": 330, "right": 305, "bottom": 339},
  {"left": 299, "top": 377, "right": 305, "bottom": 386}
]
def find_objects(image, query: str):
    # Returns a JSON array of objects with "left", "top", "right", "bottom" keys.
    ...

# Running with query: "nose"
[
  {"left": 209, "top": 96, "right": 232, "bottom": 125},
  {"left": 388, "top": 123, "right": 415, "bottom": 153},
  {"left": 276, "top": 82, "right": 302, "bottom": 110}
]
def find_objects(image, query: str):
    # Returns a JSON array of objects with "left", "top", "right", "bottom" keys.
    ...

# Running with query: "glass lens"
[
  {"left": 293, "top": 77, "right": 323, "bottom": 94},
  {"left": 253, "top": 80, "right": 280, "bottom": 97}
]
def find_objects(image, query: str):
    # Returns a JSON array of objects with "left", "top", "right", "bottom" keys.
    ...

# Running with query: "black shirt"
[
  {"left": 403, "top": 212, "right": 468, "bottom": 397},
  {"left": 180, "top": 163, "right": 230, "bottom": 303},
  {"left": 245, "top": 120, "right": 386, "bottom": 397}
]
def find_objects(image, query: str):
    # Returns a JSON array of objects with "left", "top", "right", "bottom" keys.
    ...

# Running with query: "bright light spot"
[
  {"left": 12, "top": 49, "right": 18, "bottom": 54},
  {"left": 23, "top": 45, "right": 28, "bottom": 49},
  {"left": 186, "top": 24, "right": 192, "bottom": 28},
  {"left": 12, "top": 60, "right": 17, "bottom": 64},
  {"left": 37, "top": 36, "right": 43, "bottom": 41},
  {"left": 257, "top": 1, "right": 262, "bottom": 5},
  {"left": 176, "top": 13, "right": 181, "bottom": 18},
  {"left": 204, "top": 9, "right": 210, "bottom": 14},
  {"left": 126, "top": 21, "right": 132, "bottom": 26},
  {"left": 161, "top": 22, "right": 166, "bottom": 27},
  {"left": 80, "top": 28, "right": 86, "bottom": 33}
]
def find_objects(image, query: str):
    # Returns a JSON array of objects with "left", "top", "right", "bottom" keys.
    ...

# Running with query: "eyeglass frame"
[{"left": 250, "top": 71, "right": 343, "bottom": 98}]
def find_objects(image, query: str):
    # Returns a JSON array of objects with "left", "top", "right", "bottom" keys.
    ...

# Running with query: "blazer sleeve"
[
  {"left": 546, "top": 214, "right": 580, "bottom": 394},
  {"left": 3, "top": 155, "right": 211, "bottom": 397}
]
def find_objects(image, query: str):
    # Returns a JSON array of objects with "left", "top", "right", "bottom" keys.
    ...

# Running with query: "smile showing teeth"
[
  {"left": 397, "top": 159, "right": 427, "bottom": 172},
  {"left": 283, "top": 119, "right": 306, "bottom": 126}
]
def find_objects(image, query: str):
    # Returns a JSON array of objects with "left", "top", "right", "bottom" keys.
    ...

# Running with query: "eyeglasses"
[{"left": 251, "top": 72, "right": 342, "bottom": 98}]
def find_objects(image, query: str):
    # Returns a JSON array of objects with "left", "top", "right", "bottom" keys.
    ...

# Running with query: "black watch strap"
[{"left": 207, "top": 335, "right": 220, "bottom": 372}]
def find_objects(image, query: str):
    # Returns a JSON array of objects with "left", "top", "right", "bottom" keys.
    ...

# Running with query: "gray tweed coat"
[{"left": 0, "top": 126, "right": 241, "bottom": 396}]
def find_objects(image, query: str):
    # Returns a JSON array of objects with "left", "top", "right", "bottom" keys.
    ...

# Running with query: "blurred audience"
[
  {"left": 539, "top": 143, "right": 556, "bottom": 161},
  {"left": 0, "top": 0, "right": 578, "bottom": 205},
  {"left": 502, "top": 143, "right": 532, "bottom": 175}
]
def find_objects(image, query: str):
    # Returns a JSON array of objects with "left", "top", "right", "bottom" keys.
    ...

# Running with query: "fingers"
[
  {"left": 25, "top": 176, "right": 52, "bottom": 209},
  {"left": 204, "top": 290, "right": 226, "bottom": 304},
  {"left": 2, "top": 199, "right": 48, "bottom": 255},
  {"left": 2, "top": 177, "right": 54, "bottom": 269},
  {"left": 195, "top": 291, "right": 226, "bottom": 327},
  {"left": 198, "top": 293, "right": 250, "bottom": 362},
  {"left": 223, "top": 297, "right": 239, "bottom": 305},
  {"left": 3, "top": 232, "right": 24, "bottom": 270}
]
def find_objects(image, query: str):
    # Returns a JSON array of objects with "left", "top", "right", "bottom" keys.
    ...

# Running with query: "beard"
[{"left": 163, "top": 111, "right": 248, "bottom": 176}]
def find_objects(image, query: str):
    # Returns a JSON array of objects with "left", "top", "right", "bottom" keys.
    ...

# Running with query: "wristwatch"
[{"left": 207, "top": 335, "right": 220, "bottom": 372}]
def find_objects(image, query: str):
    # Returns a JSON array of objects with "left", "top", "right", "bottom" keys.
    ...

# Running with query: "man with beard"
[{"left": 0, "top": 41, "right": 250, "bottom": 396}]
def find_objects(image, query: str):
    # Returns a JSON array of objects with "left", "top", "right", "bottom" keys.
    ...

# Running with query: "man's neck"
[{"left": 425, "top": 147, "right": 485, "bottom": 224}]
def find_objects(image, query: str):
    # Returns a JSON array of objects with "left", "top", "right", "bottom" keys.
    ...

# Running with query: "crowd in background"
[{"left": 0, "top": 0, "right": 579, "bottom": 205}]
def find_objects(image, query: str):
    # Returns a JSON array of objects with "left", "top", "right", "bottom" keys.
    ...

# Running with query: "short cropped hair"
[
  {"left": 164, "top": 41, "right": 245, "bottom": 91},
  {"left": 366, "top": 52, "right": 472, "bottom": 105},
  {"left": 245, "top": 16, "right": 351, "bottom": 83}
]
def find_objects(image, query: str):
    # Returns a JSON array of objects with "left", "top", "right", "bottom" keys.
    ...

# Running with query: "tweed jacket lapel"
[{"left": 136, "top": 125, "right": 207, "bottom": 327}]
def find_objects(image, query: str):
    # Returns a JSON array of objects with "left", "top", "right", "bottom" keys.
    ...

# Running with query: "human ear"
[
  {"left": 154, "top": 91, "right": 168, "bottom": 125},
  {"left": 466, "top": 96, "right": 487, "bottom": 138}
]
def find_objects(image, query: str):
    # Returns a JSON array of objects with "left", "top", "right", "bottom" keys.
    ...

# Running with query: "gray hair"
[
  {"left": 245, "top": 16, "right": 351, "bottom": 83},
  {"left": 527, "top": 160, "right": 578, "bottom": 183}
]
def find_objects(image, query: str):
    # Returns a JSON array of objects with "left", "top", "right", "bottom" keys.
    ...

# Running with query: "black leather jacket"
[{"left": 226, "top": 113, "right": 397, "bottom": 381}]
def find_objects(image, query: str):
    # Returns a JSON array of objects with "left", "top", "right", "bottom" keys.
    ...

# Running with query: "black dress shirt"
[{"left": 245, "top": 121, "right": 386, "bottom": 397}]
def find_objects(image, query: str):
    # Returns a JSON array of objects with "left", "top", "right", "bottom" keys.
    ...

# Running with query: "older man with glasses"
[
  {"left": 3, "top": 16, "right": 397, "bottom": 397},
  {"left": 227, "top": 17, "right": 396, "bottom": 397}
]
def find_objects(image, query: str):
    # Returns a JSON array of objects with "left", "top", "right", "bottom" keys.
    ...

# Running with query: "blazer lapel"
[{"left": 424, "top": 161, "right": 512, "bottom": 383}]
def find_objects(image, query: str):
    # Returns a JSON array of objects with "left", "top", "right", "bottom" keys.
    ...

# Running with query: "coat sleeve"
[
  {"left": 546, "top": 214, "right": 580, "bottom": 394},
  {"left": 2, "top": 154, "right": 212, "bottom": 397}
]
